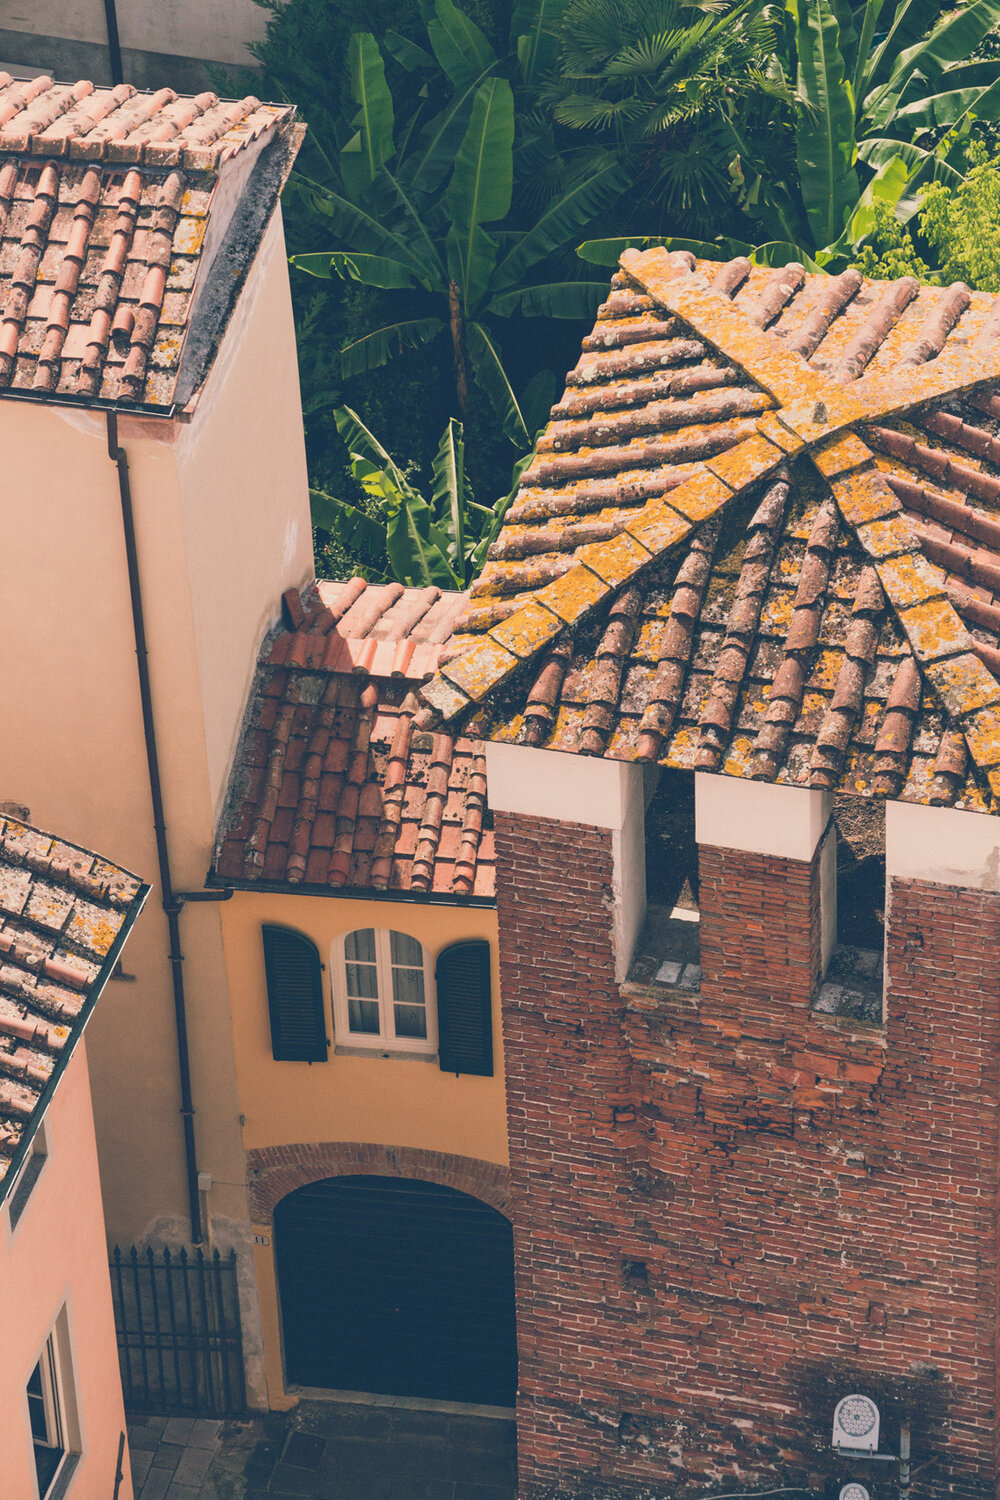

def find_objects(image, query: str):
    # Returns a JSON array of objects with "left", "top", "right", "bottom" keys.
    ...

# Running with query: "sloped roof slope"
[
  {"left": 0, "top": 72, "right": 299, "bottom": 409},
  {"left": 417, "top": 251, "right": 1000, "bottom": 813},
  {"left": 0, "top": 815, "right": 147, "bottom": 1202},
  {"left": 213, "top": 581, "right": 495, "bottom": 901}
]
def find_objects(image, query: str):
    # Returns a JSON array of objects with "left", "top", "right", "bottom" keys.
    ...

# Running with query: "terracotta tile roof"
[
  {"left": 0, "top": 814, "right": 147, "bottom": 1201},
  {"left": 417, "top": 251, "right": 1000, "bottom": 812},
  {"left": 0, "top": 73, "right": 299, "bottom": 409},
  {"left": 213, "top": 581, "right": 495, "bottom": 900}
]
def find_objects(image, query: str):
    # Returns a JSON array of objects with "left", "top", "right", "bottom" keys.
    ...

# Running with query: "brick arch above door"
[{"left": 247, "top": 1142, "right": 512, "bottom": 1223}]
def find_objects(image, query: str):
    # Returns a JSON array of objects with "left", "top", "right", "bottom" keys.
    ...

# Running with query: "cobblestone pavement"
[{"left": 127, "top": 1401, "right": 517, "bottom": 1499}]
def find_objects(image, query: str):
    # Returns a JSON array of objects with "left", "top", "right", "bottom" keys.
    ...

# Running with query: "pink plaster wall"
[{"left": 0, "top": 1041, "right": 132, "bottom": 1500}]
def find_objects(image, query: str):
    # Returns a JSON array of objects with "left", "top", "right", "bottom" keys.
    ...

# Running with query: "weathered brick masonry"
[{"left": 496, "top": 809, "right": 1000, "bottom": 1500}]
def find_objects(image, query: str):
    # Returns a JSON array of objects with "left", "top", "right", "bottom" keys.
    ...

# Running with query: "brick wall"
[{"left": 497, "top": 810, "right": 1000, "bottom": 1500}]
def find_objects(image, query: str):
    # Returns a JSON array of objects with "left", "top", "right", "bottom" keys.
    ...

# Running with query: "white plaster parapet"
[
  {"left": 886, "top": 801, "right": 1000, "bottom": 891},
  {"left": 484, "top": 743, "right": 649, "bottom": 982},
  {"left": 694, "top": 774, "right": 831, "bottom": 863}
]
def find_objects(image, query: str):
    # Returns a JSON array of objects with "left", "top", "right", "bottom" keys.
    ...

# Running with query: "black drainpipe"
[
  {"left": 104, "top": 0, "right": 124, "bottom": 86},
  {"left": 107, "top": 411, "right": 203, "bottom": 1245}
]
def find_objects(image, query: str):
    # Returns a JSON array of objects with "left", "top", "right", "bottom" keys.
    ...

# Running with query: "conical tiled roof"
[{"left": 417, "top": 250, "right": 1000, "bottom": 813}]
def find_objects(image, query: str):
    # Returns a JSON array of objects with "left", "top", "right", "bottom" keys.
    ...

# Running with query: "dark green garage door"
[{"left": 274, "top": 1175, "right": 517, "bottom": 1406}]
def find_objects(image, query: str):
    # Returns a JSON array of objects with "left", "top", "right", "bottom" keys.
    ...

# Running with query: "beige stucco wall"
[
  {"left": 0, "top": 202, "right": 312, "bottom": 1293},
  {"left": 217, "top": 889, "right": 506, "bottom": 1406},
  {"left": 3, "top": 0, "right": 267, "bottom": 66},
  {"left": 0, "top": 1043, "right": 133, "bottom": 1500}
]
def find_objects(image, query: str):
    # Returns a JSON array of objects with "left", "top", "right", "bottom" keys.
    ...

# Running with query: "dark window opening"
[
  {"left": 645, "top": 768, "right": 698, "bottom": 913},
  {"left": 633, "top": 770, "right": 700, "bottom": 989},
  {"left": 834, "top": 795, "right": 886, "bottom": 952},
  {"left": 816, "top": 797, "right": 885, "bottom": 1023}
]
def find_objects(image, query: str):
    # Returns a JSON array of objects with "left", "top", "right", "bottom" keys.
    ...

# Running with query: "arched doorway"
[{"left": 274, "top": 1174, "right": 517, "bottom": 1406}]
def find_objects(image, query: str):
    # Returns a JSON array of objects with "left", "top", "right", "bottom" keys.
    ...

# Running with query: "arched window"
[{"left": 332, "top": 929, "right": 436, "bottom": 1055}]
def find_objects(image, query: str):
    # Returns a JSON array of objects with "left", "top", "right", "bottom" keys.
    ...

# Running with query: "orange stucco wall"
[
  {"left": 218, "top": 889, "right": 506, "bottom": 1406},
  {"left": 0, "top": 1042, "right": 132, "bottom": 1500}
]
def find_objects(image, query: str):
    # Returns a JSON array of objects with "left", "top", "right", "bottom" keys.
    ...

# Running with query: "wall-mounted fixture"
[
  {"left": 833, "top": 1394, "right": 880, "bottom": 1451},
  {"left": 839, "top": 1484, "right": 869, "bottom": 1500}
]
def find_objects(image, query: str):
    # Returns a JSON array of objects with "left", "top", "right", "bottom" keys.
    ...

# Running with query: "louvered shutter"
[
  {"left": 436, "top": 940, "right": 493, "bottom": 1076},
  {"left": 262, "top": 925, "right": 327, "bottom": 1062}
]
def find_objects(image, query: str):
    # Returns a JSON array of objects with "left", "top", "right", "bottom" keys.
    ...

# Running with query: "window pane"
[
  {"left": 345, "top": 929, "right": 376, "bottom": 964},
  {"left": 390, "top": 931, "right": 423, "bottom": 967},
  {"left": 345, "top": 962, "right": 379, "bottom": 999},
  {"left": 348, "top": 997, "right": 381, "bottom": 1034},
  {"left": 27, "top": 1362, "right": 47, "bottom": 1441},
  {"left": 394, "top": 1003, "right": 428, "bottom": 1039},
  {"left": 392, "top": 965, "right": 425, "bottom": 1007}
]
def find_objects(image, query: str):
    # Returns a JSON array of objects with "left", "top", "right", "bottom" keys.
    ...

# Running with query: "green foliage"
[
  {"left": 544, "top": 0, "right": 787, "bottom": 231},
  {"left": 287, "top": 1, "right": 625, "bottom": 452},
  {"left": 311, "top": 409, "right": 528, "bottom": 586}
]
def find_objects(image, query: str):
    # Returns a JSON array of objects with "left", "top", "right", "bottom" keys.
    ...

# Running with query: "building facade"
[{"left": 414, "top": 250, "right": 1000, "bottom": 1496}]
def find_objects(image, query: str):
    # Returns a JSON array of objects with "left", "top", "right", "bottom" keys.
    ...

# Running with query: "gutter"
[
  {"left": 104, "top": 0, "right": 124, "bottom": 87},
  {"left": 107, "top": 411, "right": 204, "bottom": 1245}
]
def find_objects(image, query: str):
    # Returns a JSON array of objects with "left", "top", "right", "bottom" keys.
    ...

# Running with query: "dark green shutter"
[
  {"left": 436, "top": 940, "right": 493, "bottom": 1076},
  {"left": 262, "top": 925, "right": 327, "bottom": 1062}
]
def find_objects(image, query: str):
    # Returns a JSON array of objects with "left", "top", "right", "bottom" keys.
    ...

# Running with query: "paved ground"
[{"left": 127, "top": 1401, "right": 517, "bottom": 1499}]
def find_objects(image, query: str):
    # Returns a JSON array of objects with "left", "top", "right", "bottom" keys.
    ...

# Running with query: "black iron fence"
[{"left": 110, "top": 1245, "right": 246, "bottom": 1418}]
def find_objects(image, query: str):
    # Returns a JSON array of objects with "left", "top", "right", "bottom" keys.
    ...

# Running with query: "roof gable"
[
  {"left": 417, "top": 250, "right": 1000, "bottom": 812},
  {"left": 0, "top": 815, "right": 146, "bottom": 1203},
  {"left": 0, "top": 73, "right": 299, "bottom": 410},
  {"left": 213, "top": 581, "right": 495, "bottom": 900}
]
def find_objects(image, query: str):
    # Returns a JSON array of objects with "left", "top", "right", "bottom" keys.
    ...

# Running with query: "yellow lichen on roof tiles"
[
  {"left": 896, "top": 596, "right": 973, "bottom": 662},
  {"left": 441, "top": 636, "right": 519, "bottom": 703},
  {"left": 535, "top": 564, "right": 613, "bottom": 625},
  {"left": 829, "top": 468, "right": 902, "bottom": 527},
  {"left": 876, "top": 552, "right": 946, "bottom": 611},
  {"left": 812, "top": 432, "right": 873, "bottom": 479},
  {"left": 925, "top": 653, "right": 1000, "bottom": 719},
  {"left": 706, "top": 432, "right": 785, "bottom": 488},
  {"left": 577, "top": 531, "right": 652, "bottom": 587},
  {"left": 490, "top": 597, "right": 564, "bottom": 659},
  {"left": 626, "top": 502, "right": 693, "bottom": 556},
  {"left": 855, "top": 514, "right": 921, "bottom": 560},
  {"left": 664, "top": 468, "right": 733, "bottom": 523}
]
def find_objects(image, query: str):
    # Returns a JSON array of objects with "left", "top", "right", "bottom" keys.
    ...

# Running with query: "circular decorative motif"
[
  {"left": 836, "top": 1395, "right": 878, "bottom": 1436},
  {"left": 840, "top": 1484, "right": 869, "bottom": 1500}
]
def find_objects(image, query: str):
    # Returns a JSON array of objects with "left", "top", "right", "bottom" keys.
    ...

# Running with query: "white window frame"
[
  {"left": 25, "top": 1308, "right": 81, "bottom": 1500},
  {"left": 331, "top": 928, "right": 437, "bottom": 1055}
]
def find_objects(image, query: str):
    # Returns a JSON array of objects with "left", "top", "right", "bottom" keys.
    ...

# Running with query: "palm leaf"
[
  {"left": 339, "top": 318, "right": 445, "bottom": 377},
  {"left": 404, "top": 59, "right": 502, "bottom": 197},
  {"left": 466, "top": 321, "right": 529, "bottom": 447},
  {"left": 790, "top": 0, "right": 860, "bottom": 249}
]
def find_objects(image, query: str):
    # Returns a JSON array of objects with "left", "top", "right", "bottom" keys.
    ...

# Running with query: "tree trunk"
[{"left": 449, "top": 281, "right": 469, "bottom": 420}]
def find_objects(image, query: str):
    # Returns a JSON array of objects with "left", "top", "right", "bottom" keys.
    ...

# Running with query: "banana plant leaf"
[
  {"left": 426, "top": 0, "right": 497, "bottom": 91},
  {"left": 445, "top": 78, "right": 515, "bottom": 312},
  {"left": 309, "top": 488, "right": 387, "bottom": 554},
  {"left": 471, "top": 452, "right": 534, "bottom": 571},
  {"left": 339, "top": 317, "right": 445, "bottom": 377},
  {"left": 340, "top": 33, "right": 395, "bottom": 201},
  {"left": 512, "top": 0, "right": 569, "bottom": 86},
  {"left": 466, "top": 321, "right": 529, "bottom": 447},
  {"left": 489, "top": 279, "right": 610, "bottom": 317},
  {"left": 431, "top": 418, "right": 475, "bottom": 573},
  {"left": 791, "top": 0, "right": 860, "bottom": 250},
  {"left": 296, "top": 251, "right": 417, "bottom": 289},
  {"left": 490, "top": 158, "right": 628, "bottom": 292}
]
